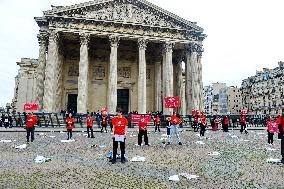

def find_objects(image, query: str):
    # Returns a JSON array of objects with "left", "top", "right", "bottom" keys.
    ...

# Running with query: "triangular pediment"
[{"left": 43, "top": 0, "right": 203, "bottom": 32}]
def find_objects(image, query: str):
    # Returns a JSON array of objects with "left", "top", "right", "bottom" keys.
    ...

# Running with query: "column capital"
[
  {"left": 185, "top": 43, "right": 203, "bottom": 56},
  {"left": 138, "top": 38, "right": 148, "bottom": 50},
  {"left": 109, "top": 35, "right": 120, "bottom": 47},
  {"left": 163, "top": 41, "right": 175, "bottom": 53},
  {"left": 48, "top": 30, "right": 60, "bottom": 43},
  {"left": 37, "top": 32, "right": 49, "bottom": 47},
  {"left": 79, "top": 33, "right": 91, "bottom": 46}
]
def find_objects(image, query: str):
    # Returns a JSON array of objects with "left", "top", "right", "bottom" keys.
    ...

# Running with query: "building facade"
[
  {"left": 204, "top": 83, "right": 242, "bottom": 115},
  {"left": 12, "top": 58, "right": 38, "bottom": 112},
  {"left": 13, "top": 0, "right": 206, "bottom": 114},
  {"left": 241, "top": 61, "right": 284, "bottom": 115}
]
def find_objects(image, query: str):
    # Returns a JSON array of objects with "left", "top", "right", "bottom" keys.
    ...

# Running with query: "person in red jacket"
[
  {"left": 66, "top": 113, "right": 75, "bottom": 140},
  {"left": 111, "top": 108, "right": 128, "bottom": 164},
  {"left": 154, "top": 115, "right": 161, "bottom": 132},
  {"left": 280, "top": 109, "right": 284, "bottom": 163},
  {"left": 199, "top": 112, "right": 207, "bottom": 137},
  {"left": 266, "top": 116, "right": 277, "bottom": 145},
  {"left": 25, "top": 113, "right": 38, "bottom": 143},
  {"left": 222, "top": 116, "right": 229, "bottom": 132},
  {"left": 86, "top": 114, "right": 94, "bottom": 138},
  {"left": 138, "top": 115, "right": 149, "bottom": 146},
  {"left": 168, "top": 112, "right": 182, "bottom": 145},
  {"left": 101, "top": 116, "right": 108, "bottom": 133},
  {"left": 240, "top": 114, "right": 248, "bottom": 134},
  {"left": 276, "top": 115, "right": 282, "bottom": 139}
]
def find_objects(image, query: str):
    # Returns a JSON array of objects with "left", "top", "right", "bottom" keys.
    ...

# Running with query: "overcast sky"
[{"left": 0, "top": 0, "right": 283, "bottom": 107}]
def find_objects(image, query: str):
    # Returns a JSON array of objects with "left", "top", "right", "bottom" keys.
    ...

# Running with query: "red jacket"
[
  {"left": 240, "top": 116, "right": 246, "bottom": 123},
  {"left": 87, "top": 117, "right": 94, "bottom": 127},
  {"left": 138, "top": 119, "right": 148, "bottom": 130},
  {"left": 200, "top": 115, "right": 206, "bottom": 125},
  {"left": 155, "top": 117, "right": 160, "bottom": 124},
  {"left": 276, "top": 116, "right": 282, "bottom": 125},
  {"left": 171, "top": 116, "right": 181, "bottom": 125},
  {"left": 112, "top": 117, "right": 128, "bottom": 135},
  {"left": 224, "top": 117, "right": 229, "bottom": 125},
  {"left": 66, "top": 117, "right": 75, "bottom": 130},
  {"left": 25, "top": 115, "right": 38, "bottom": 128},
  {"left": 102, "top": 117, "right": 107, "bottom": 125}
]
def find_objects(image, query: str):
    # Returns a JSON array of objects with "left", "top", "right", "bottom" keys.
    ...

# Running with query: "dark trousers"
[
  {"left": 113, "top": 138, "right": 125, "bottom": 161},
  {"left": 281, "top": 134, "right": 284, "bottom": 160},
  {"left": 155, "top": 124, "right": 160, "bottom": 132},
  {"left": 268, "top": 132, "right": 274, "bottom": 144},
  {"left": 101, "top": 124, "right": 107, "bottom": 132},
  {"left": 26, "top": 127, "right": 35, "bottom": 142},
  {"left": 87, "top": 126, "right": 94, "bottom": 138},
  {"left": 200, "top": 124, "right": 206, "bottom": 136},
  {"left": 240, "top": 123, "right": 247, "bottom": 133},
  {"left": 278, "top": 124, "right": 283, "bottom": 139},
  {"left": 4, "top": 122, "right": 9, "bottom": 128},
  {"left": 67, "top": 129, "right": 73, "bottom": 139},
  {"left": 223, "top": 124, "right": 229, "bottom": 132},
  {"left": 138, "top": 130, "right": 148, "bottom": 145}
]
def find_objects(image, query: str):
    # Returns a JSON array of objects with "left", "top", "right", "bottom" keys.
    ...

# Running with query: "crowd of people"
[{"left": 1, "top": 108, "right": 284, "bottom": 164}]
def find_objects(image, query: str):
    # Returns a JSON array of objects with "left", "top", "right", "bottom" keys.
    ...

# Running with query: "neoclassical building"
[{"left": 14, "top": 0, "right": 206, "bottom": 114}]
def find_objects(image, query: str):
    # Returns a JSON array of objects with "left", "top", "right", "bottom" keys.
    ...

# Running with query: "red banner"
[
  {"left": 130, "top": 114, "right": 152, "bottom": 123},
  {"left": 164, "top": 96, "right": 180, "bottom": 108},
  {"left": 24, "top": 103, "right": 38, "bottom": 111}
]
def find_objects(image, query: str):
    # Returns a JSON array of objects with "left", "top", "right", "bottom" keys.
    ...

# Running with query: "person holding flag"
[
  {"left": 25, "top": 112, "right": 38, "bottom": 143},
  {"left": 111, "top": 108, "right": 128, "bottom": 164},
  {"left": 168, "top": 112, "right": 182, "bottom": 145},
  {"left": 66, "top": 113, "right": 75, "bottom": 140},
  {"left": 86, "top": 114, "right": 94, "bottom": 138},
  {"left": 138, "top": 115, "right": 149, "bottom": 146}
]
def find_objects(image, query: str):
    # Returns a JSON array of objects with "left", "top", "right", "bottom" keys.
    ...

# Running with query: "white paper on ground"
[
  {"left": 266, "top": 158, "right": 282, "bottom": 163},
  {"left": 169, "top": 175, "right": 180, "bottom": 182},
  {"left": 266, "top": 147, "right": 277, "bottom": 151},
  {"left": 61, "top": 139, "right": 75, "bottom": 143},
  {"left": 257, "top": 132, "right": 265, "bottom": 135},
  {"left": 196, "top": 141, "right": 205, "bottom": 145},
  {"left": 0, "top": 140, "right": 12, "bottom": 143},
  {"left": 39, "top": 133, "right": 45, "bottom": 136},
  {"left": 15, "top": 144, "right": 27, "bottom": 149},
  {"left": 161, "top": 134, "right": 167, "bottom": 137},
  {"left": 179, "top": 173, "right": 199, "bottom": 180},
  {"left": 99, "top": 145, "right": 106, "bottom": 148},
  {"left": 60, "top": 131, "right": 64, "bottom": 133},
  {"left": 208, "top": 151, "right": 220, "bottom": 156},
  {"left": 195, "top": 134, "right": 200, "bottom": 137},
  {"left": 83, "top": 134, "right": 88, "bottom": 136},
  {"left": 130, "top": 156, "right": 146, "bottom": 162},
  {"left": 34, "top": 155, "right": 51, "bottom": 163},
  {"left": 49, "top": 136, "right": 56, "bottom": 138},
  {"left": 231, "top": 135, "right": 238, "bottom": 138}
]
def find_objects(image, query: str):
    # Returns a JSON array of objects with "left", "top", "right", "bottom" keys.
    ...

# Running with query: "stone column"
[
  {"left": 197, "top": 50, "right": 204, "bottom": 111},
  {"left": 77, "top": 33, "right": 90, "bottom": 114},
  {"left": 191, "top": 44, "right": 199, "bottom": 110},
  {"left": 35, "top": 32, "right": 48, "bottom": 111},
  {"left": 175, "top": 54, "right": 183, "bottom": 114},
  {"left": 162, "top": 42, "right": 174, "bottom": 115},
  {"left": 137, "top": 38, "right": 148, "bottom": 114},
  {"left": 43, "top": 31, "right": 61, "bottom": 112},
  {"left": 107, "top": 35, "right": 120, "bottom": 114},
  {"left": 185, "top": 44, "right": 198, "bottom": 114},
  {"left": 154, "top": 57, "right": 162, "bottom": 112}
]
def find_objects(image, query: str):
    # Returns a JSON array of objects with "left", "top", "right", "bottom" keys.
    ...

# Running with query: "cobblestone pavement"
[{"left": 0, "top": 128, "right": 283, "bottom": 189}]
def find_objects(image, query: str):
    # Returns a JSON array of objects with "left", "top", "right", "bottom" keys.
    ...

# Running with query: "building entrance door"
[
  {"left": 67, "top": 94, "right": 78, "bottom": 114},
  {"left": 117, "top": 89, "right": 129, "bottom": 114}
]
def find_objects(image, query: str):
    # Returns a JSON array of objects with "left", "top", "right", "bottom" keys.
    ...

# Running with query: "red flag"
[
  {"left": 164, "top": 96, "right": 180, "bottom": 108},
  {"left": 24, "top": 103, "right": 38, "bottom": 111}
]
